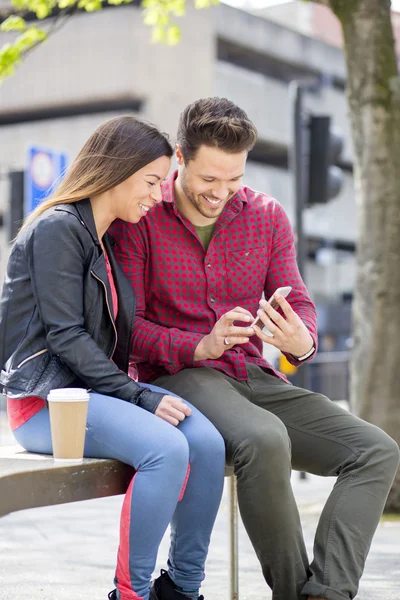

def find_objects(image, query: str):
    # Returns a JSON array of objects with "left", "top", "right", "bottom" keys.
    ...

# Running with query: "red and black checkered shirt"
[{"left": 109, "top": 170, "right": 317, "bottom": 383}]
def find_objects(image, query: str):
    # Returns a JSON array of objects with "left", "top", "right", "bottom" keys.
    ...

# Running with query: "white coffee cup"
[{"left": 47, "top": 388, "right": 90, "bottom": 462}]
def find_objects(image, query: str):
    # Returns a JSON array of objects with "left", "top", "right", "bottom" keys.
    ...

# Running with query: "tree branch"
[{"left": 1, "top": 0, "right": 218, "bottom": 82}]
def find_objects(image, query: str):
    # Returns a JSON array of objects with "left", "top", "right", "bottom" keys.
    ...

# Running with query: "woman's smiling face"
[{"left": 110, "top": 155, "right": 171, "bottom": 223}]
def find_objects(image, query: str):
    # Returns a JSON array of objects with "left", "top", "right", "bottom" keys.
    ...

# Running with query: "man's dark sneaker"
[
  {"left": 108, "top": 590, "right": 117, "bottom": 600},
  {"left": 150, "top": 569, "right": 204, "bottom": 600}
]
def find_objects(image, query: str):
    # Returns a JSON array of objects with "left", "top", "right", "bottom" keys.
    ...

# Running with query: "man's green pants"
[{"left": 154, "top": 364, "right": 400, "bottom": 600}]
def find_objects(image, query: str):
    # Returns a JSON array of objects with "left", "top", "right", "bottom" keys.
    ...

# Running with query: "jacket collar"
[
  {"left": 56, "top": 199, "right": 117, "bottom": 249},
  {"left": 55, "top": 199, "right": 100, "bottom": 246}
]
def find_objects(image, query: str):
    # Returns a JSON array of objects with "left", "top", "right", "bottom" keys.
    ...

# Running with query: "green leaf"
[
  {"left": 78, "top": 0, "right": 103, "bottom": 11},
  {"left": 0, "top": 16, "right": 27, "bottom": 32},
  {"left": 14, "top": 26, "right": 47, "bottom": 52},
  {"left": 0, "top": 25, "right": 47, "bottom": 82},
  {"left": 11, "top": 0, "right": 30, "bottom": 10},
  {"left": 27, "top": 0, "right": 56, "bottom": 19},
  {"left": 168, "top": 0, "right": 185, "bottom": 17},
  {"left": 151, "top": 24, "right": 167, "bottom": 43},
  {"left": 144, "top": 3, "right": 170, "bottom": 27},
  {"left": 58, "top": 0, "right": 78, "bottom": 8},
  {"left": 143, "top": 10, "right": 160, "bottom": 26},
  {"left": 0, "top": 43, "right": 22, "bottom": 81},
  {"left": 107, "top": 0, "right": 133, "bottom": 5},
  {"left": 166, "top": 24, "right": 180, "bottom": 45},
  {"left": 194, "top": 0, "right": 218, "bottom": 8}
]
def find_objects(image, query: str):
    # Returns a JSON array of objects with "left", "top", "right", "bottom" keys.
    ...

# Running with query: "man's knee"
[
  {"left": 233, "top": 419, "right": 291, "bottom": 472},
  {"left": 359, "top": 423, "right": 400, "bottom": 478},
  {"left": 375, "top": 429, "right": 400, "bottom": 474}
]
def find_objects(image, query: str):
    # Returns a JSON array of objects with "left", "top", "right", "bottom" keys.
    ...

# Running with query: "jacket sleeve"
[
  {"left": 109, "top": 220, "right": 203, "bottom": 373},
  {"left": 265, "top": 201, "right": 318, "bottom": 366},
  {"left": 25, "top": 215, "right": 165, "bottom": 412}
]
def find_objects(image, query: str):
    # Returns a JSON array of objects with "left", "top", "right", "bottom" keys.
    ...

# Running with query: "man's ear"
[{"left": 175, "top": 144, "right": 184, "bottom": 166}]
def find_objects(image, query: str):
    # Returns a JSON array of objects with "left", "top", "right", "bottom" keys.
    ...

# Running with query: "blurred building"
[
  {"left": 0, "top": 1, "right": 364, "bottom": 347},
  {"left": 253, "top": 0, "right": 400, "bottom": 52}
]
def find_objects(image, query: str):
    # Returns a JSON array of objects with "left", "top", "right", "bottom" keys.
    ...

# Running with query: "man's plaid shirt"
[{"left": 109, "top": 171, "right": 317, "bottom": 384}]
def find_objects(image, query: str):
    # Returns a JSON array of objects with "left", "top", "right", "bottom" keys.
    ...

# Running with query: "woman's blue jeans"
[{"left": 12, "top": 383, "right": 226, "bottom": 600}]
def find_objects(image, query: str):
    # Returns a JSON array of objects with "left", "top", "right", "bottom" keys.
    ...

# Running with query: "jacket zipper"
[
  {"left": 91, "top": 270, "right": 117, "bottom": 358},
  {"left": 17, "top": 348, "right": 47, "bottom": 369}
]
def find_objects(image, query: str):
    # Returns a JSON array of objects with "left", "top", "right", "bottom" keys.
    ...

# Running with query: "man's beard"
[{"left": 181, "top": 175, "right": 226, "bottom": 220}]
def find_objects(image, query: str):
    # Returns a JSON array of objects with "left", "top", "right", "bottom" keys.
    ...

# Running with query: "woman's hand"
[{"left": 155, "top": 395, "right": 192, "bottom": 426}]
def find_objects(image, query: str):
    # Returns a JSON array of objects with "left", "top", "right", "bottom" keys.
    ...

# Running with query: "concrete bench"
[{"left": 0, "top": 445, "right": 239, "bottom": 599}]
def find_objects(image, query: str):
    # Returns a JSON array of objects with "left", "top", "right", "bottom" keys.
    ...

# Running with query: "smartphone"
[{"left": 251, "top": 286, "right": 292, "bottom": 334}]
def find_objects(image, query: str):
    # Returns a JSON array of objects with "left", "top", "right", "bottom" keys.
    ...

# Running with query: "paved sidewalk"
[{"left": 0, "top": 411, "right": 399, "bottom": 600}]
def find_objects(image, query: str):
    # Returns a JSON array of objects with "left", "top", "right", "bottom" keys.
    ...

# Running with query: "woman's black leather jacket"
[{"left": 0, "top": 199, "right": 164, "bottom": 413}]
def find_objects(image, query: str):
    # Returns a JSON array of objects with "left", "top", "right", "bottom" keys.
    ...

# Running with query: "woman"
[{"left": 0, "top": 116, "right": 225, "bottom": 600}]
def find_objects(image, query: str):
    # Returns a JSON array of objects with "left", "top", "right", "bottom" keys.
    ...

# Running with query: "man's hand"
[
  {"left": 253, "top": 292, "right": 314, "bottom": 358},
  {"left": 194, "top": 307, "right": 255, "bottom": 361},
  {"left": 155, "top": 395, "right": 192, "bottom": 426}
]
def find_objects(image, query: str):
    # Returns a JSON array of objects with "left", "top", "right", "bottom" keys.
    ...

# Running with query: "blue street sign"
[{"left": 24, "top": 146, "right": 68, "bottom": 216}]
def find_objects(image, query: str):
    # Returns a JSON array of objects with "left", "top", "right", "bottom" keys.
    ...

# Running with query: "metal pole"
[
  {"left": 290, "top": 82, "right": 307, "bottom": 281},
  {"left": 290, "top": 81, "right": 307, "bottom": 395},
  {"left": 229, "top": 474, "right": 239, "bottom": 600},
  {"left": 290, "top": 82, "right": 308, "bottom": 480}
]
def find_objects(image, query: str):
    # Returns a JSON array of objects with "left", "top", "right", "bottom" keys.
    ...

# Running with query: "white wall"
[
  {"left": 0, "top": 4, "right": 215, "bottom": 135},
  {"left": 215, "top": 61, "right": 353, "bottom": 162}
]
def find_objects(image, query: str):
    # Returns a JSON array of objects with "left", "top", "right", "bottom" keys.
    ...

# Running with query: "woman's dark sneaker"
[
  {"left": 150, "top": 569, "right": 204, "bottom": 600},
  {"left": 108, "top": 590, "right": 117, "bottom": 600}
]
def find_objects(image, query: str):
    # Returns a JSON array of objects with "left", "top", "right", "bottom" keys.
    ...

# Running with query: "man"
[{"left": 110, "top": 97, "right": 399, "bottom": 600}]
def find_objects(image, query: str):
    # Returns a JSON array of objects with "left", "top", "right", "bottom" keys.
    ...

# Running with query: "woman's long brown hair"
[{"left": 20, "top": 115, "right": 173, "bottom": 232}]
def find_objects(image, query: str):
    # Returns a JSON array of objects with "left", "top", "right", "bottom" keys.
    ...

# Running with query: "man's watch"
[{"left": 294, "top": 344, "right": 316, "bottom": 362}]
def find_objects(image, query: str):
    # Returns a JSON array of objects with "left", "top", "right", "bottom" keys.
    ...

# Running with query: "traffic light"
[{"left": 308, "top": 115, "right": 344, "bottom": 206}]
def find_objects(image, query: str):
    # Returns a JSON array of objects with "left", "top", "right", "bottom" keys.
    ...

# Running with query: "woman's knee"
[
  {"left": 153, "top": 428, "right": 190, "bottom": 475},
  {"left": 208, "top": 426, "right": 226, "bottom": 461},
  {"left": 185, "top": 418, "right": 226, "bottom": 465}
]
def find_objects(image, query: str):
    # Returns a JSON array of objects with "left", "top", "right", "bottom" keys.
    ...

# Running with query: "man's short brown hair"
[{"left": 177, "top": 97, "right": 258, "bottom": 161}]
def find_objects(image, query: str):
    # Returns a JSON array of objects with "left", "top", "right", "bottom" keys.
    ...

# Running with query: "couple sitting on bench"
[{"left": 0, "top": 97, "right": 398, "bottom": 600}]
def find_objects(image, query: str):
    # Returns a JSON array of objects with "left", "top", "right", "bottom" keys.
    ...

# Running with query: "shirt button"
[
  {"left": 245, "top": 251, "right": 250, "bottom": 256},
  {"left": 210, "top": 297, "right": 216, "bottom": 303},
  {"left": 207, "top": 263, "right": 212, "bottom": 268}
]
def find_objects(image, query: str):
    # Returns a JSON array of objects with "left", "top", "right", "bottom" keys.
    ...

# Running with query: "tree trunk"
[{"left": 320, "top": 0, "right": 400, "bottom": 511}]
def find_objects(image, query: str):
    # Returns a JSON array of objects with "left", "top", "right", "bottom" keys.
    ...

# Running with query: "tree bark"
[{"left": 315, "top": 0, "right": 400, "bottom": 511}]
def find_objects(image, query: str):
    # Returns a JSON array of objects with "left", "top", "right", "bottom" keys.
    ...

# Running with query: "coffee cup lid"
[{"left": 47, "top": 388, "right": 90, "bottom": 402}]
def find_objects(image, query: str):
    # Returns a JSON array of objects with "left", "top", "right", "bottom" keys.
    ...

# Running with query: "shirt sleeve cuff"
[
  {"left": 285, "top": 333, "right": 318, "bottom": 366},
  {"left": 178, "top": 332, "right": 204, "bottom": 367}
]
